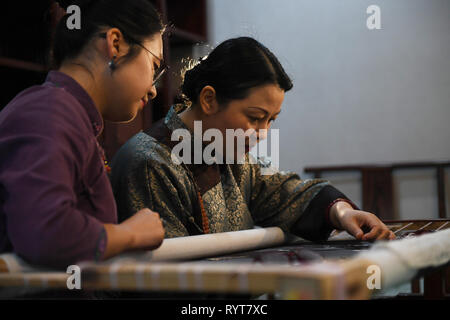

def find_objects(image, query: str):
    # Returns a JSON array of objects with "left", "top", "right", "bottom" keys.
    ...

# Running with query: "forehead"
[{"left": 229, "top": 84, "right": 285, "bottom": 113}]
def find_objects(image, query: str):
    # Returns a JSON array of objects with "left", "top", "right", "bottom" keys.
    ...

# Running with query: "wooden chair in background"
[{"left": 304, "top": 161, "right": 449, "bottom": 220}]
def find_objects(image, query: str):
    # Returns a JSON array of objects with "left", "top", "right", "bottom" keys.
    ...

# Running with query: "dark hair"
[
  {"left": 51, "top": 0, "right": 164, "bottom": 69},
  {"left": 181, "top": 37, "right": 293, "bottom": 106}
]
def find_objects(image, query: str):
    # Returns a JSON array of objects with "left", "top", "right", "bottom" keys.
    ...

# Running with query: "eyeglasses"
[{"left": 99, "top": 32, "right": 168, "bottom": 86}]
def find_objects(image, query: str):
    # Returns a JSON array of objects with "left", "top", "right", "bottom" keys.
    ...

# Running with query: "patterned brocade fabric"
[{"left": 110, "top": 103, "right": 352, "bottom": 241}]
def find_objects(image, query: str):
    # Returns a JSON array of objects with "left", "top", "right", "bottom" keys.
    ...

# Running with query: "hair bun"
[
  {"left": 180, "top": 37, "right": 292, "bottom": 106},
  {"left": 181, "top": 60, "right": 204, "bottom": 102}
]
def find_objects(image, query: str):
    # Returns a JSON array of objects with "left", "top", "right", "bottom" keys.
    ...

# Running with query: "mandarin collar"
[
  {"left": 164, "top": 103, "right": 190, "bottom": 132},
  {"left": 164, "top": 103, "right": 226, "bottom": 169},
  {"left": 45, "top": 70, "right": 103, "bottom": 137}
]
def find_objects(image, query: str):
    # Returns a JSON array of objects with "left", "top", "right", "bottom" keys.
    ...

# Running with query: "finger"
[
  {"left": 148, "top": 212, "right": 161, "bottom": 221},
  {"left": 362, "top": 226, "right": 382, "bottom": 241},
  {"left": 150, "top": 211, "right": 160, "bottom": 218},
  {"left": 376, "top": 229, "right": 391, "bottom": 240},
  {"left": 138, "top": 208, "right": 154, "bottom": 216},
  {"left": 345, "top": 223, "right": 364, "bottom": 240},
  {"left": 388, "top": 231, "right": 396, "bottom": 240},
  {"left": 143, "top": 239, "right": 164, "bottom": 251}
]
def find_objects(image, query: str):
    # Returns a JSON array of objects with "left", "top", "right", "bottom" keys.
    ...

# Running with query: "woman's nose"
[{"left": 257, "top": 128, "right": 268, "bottom": 141}]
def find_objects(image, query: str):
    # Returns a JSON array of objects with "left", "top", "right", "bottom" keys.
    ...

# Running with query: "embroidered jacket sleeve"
[
  {"left": 111, "top": 135, "right": 197, "bottom": 238},
  {"left": 247, "top": 156, "right": 356, "bottom": 241}
]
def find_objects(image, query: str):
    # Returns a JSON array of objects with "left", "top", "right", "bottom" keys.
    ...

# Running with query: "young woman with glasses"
[{"left": 0, "top": 0, "right": 166, "bottom": 269}]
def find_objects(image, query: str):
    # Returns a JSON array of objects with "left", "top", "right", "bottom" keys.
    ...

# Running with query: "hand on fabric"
[
  {"left": 329, "top": 201, "right": 396, "bottom": 241},
  {"left": 121, "top": 208, "right": 166, "bottom": 250},
  {"left": 103, "top": 208, "right": 165, "bottom": 259}
]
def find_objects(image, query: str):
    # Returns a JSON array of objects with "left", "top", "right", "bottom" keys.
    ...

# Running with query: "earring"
[{"left": 108, "top": 55, "right": 117, "bottom": 71}]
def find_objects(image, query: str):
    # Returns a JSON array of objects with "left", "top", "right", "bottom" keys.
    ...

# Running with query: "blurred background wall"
[{"left": 207, "top": 0, "right": 450, "bottom": 219}]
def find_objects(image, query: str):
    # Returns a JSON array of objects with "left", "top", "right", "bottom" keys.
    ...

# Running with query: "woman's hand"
[
  {"left": 103, "top": 208, "right": 165, "bottom": 259},
  {"left": 119, "top": 208, "right": 165, "bottom": 250},
  {"left": 329, "top": 201, "right": 396, "bottom": 241}
]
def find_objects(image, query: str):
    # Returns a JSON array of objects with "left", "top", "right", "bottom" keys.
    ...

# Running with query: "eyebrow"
[{"left": 248, "top": 106, "right": 281, "bottom": 116}]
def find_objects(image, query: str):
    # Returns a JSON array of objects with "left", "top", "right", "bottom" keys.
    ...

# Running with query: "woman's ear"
[
  {"left": 198, "top": 86, "right": 220, "bottom": 115},
  {"left": 105, "top": 28, "right": 124, "bottom": 60}
]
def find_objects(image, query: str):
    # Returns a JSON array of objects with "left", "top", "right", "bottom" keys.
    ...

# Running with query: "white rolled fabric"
[
  {"left": 113, "top": 227, "right": 287, "bottom": 263},
  {"left": 356, "top": 229, "right": 450, "bottom": 289}
]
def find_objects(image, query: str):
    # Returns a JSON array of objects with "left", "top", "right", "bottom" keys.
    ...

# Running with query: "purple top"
[{"left": 0, "top": 71, "right": 117, "bottom": 268}]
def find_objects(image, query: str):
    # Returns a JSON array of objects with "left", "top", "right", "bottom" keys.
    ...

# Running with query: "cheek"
[
  {"left": 219, "top": 115, "right": 256, "bottom": 150},
  {"left": 118, "top": 57, "right": 151, "bottom": 95},
  {"left": 125, "top": 68, "right": 148, "bottom": 94},
  {"left": 103, "top": 75, "right": 141, "bottom": 119},
  {"left": 108, "top": 79, "right": 137, "bottom": 109}
]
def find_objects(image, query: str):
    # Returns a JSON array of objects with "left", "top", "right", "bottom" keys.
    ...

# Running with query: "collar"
[
  {"left": 164, "top": 103, "right": 208, "bottom": 165},
  {"left": 146, "top": 103, "right": 223, "bottom": 197},
  {"left": 164, "top": 103, "right": 190, "bottom": 132},
  {"left": 45, "top": 70, "right": 104, "bottom": 137}
]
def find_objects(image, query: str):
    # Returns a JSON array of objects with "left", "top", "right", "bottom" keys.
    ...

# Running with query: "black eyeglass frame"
[{"left": 99, "top": 32, "right": 168, "bottom": 86}]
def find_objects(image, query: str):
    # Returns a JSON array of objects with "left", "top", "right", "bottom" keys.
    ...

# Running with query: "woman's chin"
[{"left": 104, "top": 110, "right": 137, "bottom": 123}]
